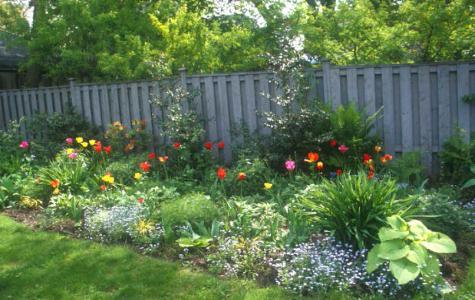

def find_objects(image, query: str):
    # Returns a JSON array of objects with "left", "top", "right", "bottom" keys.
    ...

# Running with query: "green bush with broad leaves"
[
  {"left": 299, "top": 172, "right": 415, "bottom": 249},
  {"left": 367, "top": 215, "right": 456, "bottom": 285}
]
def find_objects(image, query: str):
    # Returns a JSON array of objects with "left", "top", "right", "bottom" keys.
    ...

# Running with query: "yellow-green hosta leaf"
[
  {"left": 387, "top": 215, "right": 407, "bottom": 231},
  {"left": 390, "top": 258, "right": 420, "bottom": 284},
  {"left": 421, "top": 232, "right": 457, "bottom": 254},
  {"left": 378, "top": 227, "right": 409, "bottom": 241},
  {"left": 408, "top": 220, "right": 429, "bottom": 239},
  {"left": 420, "top": 254, "right": 441, "bottom": 282},
  {"left": 367, "top": 244, "right": 384, "bottom": 273},
  {"left": 377, "top": 240, "right": 410, "bottom": 260},
  {"left": 406, "top": 243, "right": 428, "bottom": 266}
]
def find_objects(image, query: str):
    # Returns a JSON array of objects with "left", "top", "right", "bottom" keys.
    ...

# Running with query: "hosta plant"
[{"left": 367, "top": 215, "right": 456, "bottom": 285}]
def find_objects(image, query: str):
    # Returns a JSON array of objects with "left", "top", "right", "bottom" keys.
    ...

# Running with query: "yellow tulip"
[
  {"left": 66, "top": 148, "right": 75, "bottom": 154},
  {"left": 134, "top": 173, "right": 143, "bottom": 180},
  {"left": 81, "top": 142, "right": 88, "bottom": 148},
  {"left": 76, "top": 137, "right": 84, "bottom": 144},
  {"left": 264, "top": 182, "right": 273, "bottom": 190},
  {"left": 89, "top": 140, "right": 96, "bottom": 146}
]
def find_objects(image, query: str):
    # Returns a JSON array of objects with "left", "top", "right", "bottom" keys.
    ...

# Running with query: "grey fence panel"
[{"left": 1, "top": 62, "right": 474, "bottom": 171}]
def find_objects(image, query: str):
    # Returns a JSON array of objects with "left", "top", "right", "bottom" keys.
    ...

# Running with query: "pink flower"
[
  {"left": 65, "top": 138, "right": 73, "bottom": 145},
  {"left": 19, "top": 141, "right": 29, "bottom": 149},
  {"left": 338, "top": 144, "right": 349, "bottom": 153},
  {"left": 68, "top": 152, "right": 78, "bottom": 159},
  {"left": 285, "top": 160, "right": 296, "bottom": 171}
]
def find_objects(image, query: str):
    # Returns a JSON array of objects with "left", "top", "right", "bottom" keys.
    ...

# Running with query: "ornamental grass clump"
[{"left": 299, "top": 172, "right": 415, "bottom": 249}]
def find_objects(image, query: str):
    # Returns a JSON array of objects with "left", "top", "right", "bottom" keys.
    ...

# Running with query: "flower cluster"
[
  {"left": 82, "top": 205, "right": 163, "bottom": 252},
  {"left": 271, "top": 237, "right": 423, "bottom": 297}
]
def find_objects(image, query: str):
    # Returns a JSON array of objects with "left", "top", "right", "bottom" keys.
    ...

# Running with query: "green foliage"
[
  {"left": 160, "top": 193, "right": 219, "bottom": 230},
  {"left": 225, "top": 199, "right": 287, "bottom": 246},
  {"left": 0, "top": 175, "right": 21, "bottom": 208},
  {"left": 103, "top": 120, "right": 151, "bottom": 157},
  {"left": 367, "top": 215, "right": 456, "bottom": 285},
  {"left": 299, "top": 172, "right": 415, "bottom": 249},
  {"left": 439, "top": 130, "right": 474, "bottom": 185},
  {"left": 462, "top": 165, "right": 475, "bottom": 190},
  {"left": 27, "top": 104, "right": 97, "bottom": 158},
  {"left": 388, "top": 152, "right": 426, "bottom": 186},
  {"left": 48, "top": 193, "right": 86, "bottom": 221},
  {"left": 34, "top": 153, "right": 96, "bottom": 203},
  {"left": 0, "top": 120, "right": 25, "bottom": 176},
  {"left": 414, "top": 189, "right": 474, "bottom": 239}
]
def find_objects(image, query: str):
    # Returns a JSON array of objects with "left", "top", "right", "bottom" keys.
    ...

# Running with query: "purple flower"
[
  {"left": 68, "top": 152, "right": 78, "bottom": 159},
  {"left": 65, "top": 137, "right": 73, "bottom": 144},
  {"left": 285, "top": 160, "right": 296, "bottom": 171}
]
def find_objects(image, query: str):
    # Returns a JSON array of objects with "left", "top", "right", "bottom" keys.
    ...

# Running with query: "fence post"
[
  {"left": 178, "top": 67, "right": 187, "bottom": 87},
  {"left": 322, "top": 59, "right": 331, "bottom": 104},
  {"left": 68, "top": 78, "right": 80, "bottom": 113}
]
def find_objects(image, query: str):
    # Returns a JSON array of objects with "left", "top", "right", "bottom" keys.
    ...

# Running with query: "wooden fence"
[{"left": 1, "top": 61, "right": 474, "bottom": 172}]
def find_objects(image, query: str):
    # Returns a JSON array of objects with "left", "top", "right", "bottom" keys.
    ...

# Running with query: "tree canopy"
[{"left": 1, "top": 0, "right": 473, "bottom": 86}]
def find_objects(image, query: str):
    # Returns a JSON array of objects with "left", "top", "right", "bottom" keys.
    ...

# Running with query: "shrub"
[
  {"left": 0, "top": 120, "right": 28, "bottom": 176},
  {"left": 225, "top": 199, "right": 287, "bottom": 246},
  {"left": 414, "top": 189, "right": 474, "bottom": 239},
  {"left": 439, "top": 131, "right": 474, "bottom": 185},
  {"left": 27, "top": 103, "right": 97, "bottom": 158},
  {"left": 160, "top": 193, "right": 219, "bottom": 229},
  {"left": 388, "top": 152, "right": 426, "bottom": 186},
  {"left": 0, "top": 175, "right": 22, "bottom": 208},
  {"left": 105, "top": 155, "right": 145, "bottom": 185},
  {"left": 299, "top": 172, "right": 415, "bottom": 249},
  {"left": 48, "top": 193, "right": 88, "bottom": 221}
]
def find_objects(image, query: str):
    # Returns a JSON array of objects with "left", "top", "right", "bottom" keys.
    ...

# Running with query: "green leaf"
[
  {"left": 421, "top": 233, "right": 457, "bottom": 254},
  {"left": 408, "top": 220, "right": 429, "bottom": 239},
  {"left": 406, "top": 243, "right": 428, "bottom": 266},
  {"left": 367, "top": 244, "right": 384, "bottom": 273},
  {"left": 377, "top": 240, "right": 410, "bottom": 260},
  {"left": 470, "top": 165, "right": 475, "bottom": 174},
  {"left": 378, "top": 227, "right": 409, "bottom": 241},
  {"left": 387, "top": 215, "right": 407, "bottom": 231},
  {"left": 420, "top": 254, "right": 441, "bottom": 282},
  {"left": 462, "top": 178, "right": 475, "bottom": 189},
  {"left": 389, "top": 258, "right": 420, "bottom": 284}
]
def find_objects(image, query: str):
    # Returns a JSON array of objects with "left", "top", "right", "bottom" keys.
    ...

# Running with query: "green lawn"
[{"left": 0, "top": 215, "right": 302, "bottom": 300}]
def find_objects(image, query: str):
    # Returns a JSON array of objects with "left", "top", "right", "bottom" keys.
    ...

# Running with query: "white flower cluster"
[{"left": 82, "top": 205, "right": 163, "bottom": 252}]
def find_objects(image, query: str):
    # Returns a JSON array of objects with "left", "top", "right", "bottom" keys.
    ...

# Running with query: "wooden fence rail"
[{"left": 1, "top": 61, "right": 474, "bottom": 172}]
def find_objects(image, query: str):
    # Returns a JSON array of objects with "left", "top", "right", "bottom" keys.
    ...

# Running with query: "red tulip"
[
  {"left": 204, "top": 141, "right": 213, "bottom": 150},
  {"left": 336, "top": 168, "right": 342, "bottom": 176},
  {"left": 148, "top": 152, "right": 156, "bottom": 160},
  {"left": 217, "top": 141, "right": 225, "bottom": 149},
  {"left": 173, "top": 142, "right": 181, "bottom": 150},
  {"left": 103, "top": 146, "right": 111, "bottom": 155},
  {"left": 217, "top": 167, "right": 226, "bottom": 180},
  {"left": 329, "top": 140, "right": 337, "bottom": 148},
  {"left": 140, "top": 161, "right": 152, "bottom": 173},
  {"left": 138, "top": 197, "right": 144, "bottom": 204}
]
